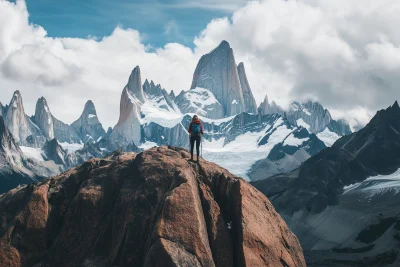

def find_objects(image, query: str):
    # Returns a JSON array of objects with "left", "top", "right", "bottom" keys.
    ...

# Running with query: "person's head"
[{"left": 192, "top": 115, "right": 199, "bottom": 121}]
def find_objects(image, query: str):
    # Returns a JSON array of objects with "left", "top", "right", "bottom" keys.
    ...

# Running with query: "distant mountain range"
[
  {"left": 253, "top": 101, "right": 400, "bottom": 266},
  {"left": 0, "top": 40, "right": 351, "bottom": 194}
]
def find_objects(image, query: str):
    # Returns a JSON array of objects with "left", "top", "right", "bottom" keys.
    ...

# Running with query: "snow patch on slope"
[
  {"left": 60, "top": 142, "right": 83, "bottom": 153},
  {"left": 343, "top": 168, "right": 400, "bottom": 196},
  {"left": 20, "top": 146, "right": 44, "bottom": 161},
  {"left": 283, "top": 133, "right": 308, "bottom": 147},
  {"left": 317, "top": 128, "right": 340, "bottom": 147},
  {"left": 141, "top": 98, "right": 183, "bottom": 128},
  {"left": 202, "top": 118, "right": 293, "bottom": 180},
  {"left": 296, "top": 118, "right": 310, "bottom": 131}
]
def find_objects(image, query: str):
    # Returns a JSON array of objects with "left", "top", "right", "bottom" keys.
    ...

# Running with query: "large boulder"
[{"left": 0, "top": 146, "right": 305, "bottom": 267}]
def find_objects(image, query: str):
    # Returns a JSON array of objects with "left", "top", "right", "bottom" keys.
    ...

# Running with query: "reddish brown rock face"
[{"left": 0, "top": 147, "right": 305, "bottom": 267}]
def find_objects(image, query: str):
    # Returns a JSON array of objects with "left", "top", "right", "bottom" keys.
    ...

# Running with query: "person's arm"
[
  {"left": 188, "top": 122, "right": 192, "bottom": 134},
  {"left": 200, "top": 122, "right": 204, "bottom": 135}
]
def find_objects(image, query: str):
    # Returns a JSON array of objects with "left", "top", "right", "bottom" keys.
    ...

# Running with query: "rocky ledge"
[{"left": 0, "top": 146, "right": 305, "bottom": 267}]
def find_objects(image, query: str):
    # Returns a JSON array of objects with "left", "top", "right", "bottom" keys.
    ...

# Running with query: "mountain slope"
[
  {"left": 0, "top": 115, "right": 41, "bottom": 193},
  {"left": 71, "top": 100, "right": 106, "bottom": 143},
  {"left": 33, "top": 97, "right": 55, "bottom": 140},
  {"left": 0, "top": 146, "right": 306, "bottom": 267},
  {"left": 190, "top": 40, "right": 246, "bottom": 117},
  {"left": 253, "top": 101, "right": 400, "bottom": 266},
  {"left": 4, "top": 91, "right": 41, "bottom": 145},
  {"left": 237, "top": 62, "right": 257, "bottom": 114}
]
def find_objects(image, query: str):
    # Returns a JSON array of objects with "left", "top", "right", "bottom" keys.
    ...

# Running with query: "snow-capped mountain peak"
[{"left": 127, "top": 65, "right": 145, "bottom": 103}]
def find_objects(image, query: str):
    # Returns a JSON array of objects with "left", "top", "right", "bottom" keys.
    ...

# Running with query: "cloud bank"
[{"left": 1, "top": 0, "right": 399, "bottom": 129}]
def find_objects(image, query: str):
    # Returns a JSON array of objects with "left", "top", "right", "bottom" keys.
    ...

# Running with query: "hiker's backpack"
[{"left": 192, "top": 123, "right": 201, "bottom": 135}]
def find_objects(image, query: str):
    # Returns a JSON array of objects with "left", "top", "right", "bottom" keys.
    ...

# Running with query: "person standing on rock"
[{"left": 188, "top": 114, "right": 204, "bottom": 162}]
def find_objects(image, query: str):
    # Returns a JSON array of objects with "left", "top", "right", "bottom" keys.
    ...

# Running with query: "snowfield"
[
  {"left": 59, "top": 143, "right": 84, "bottom": 153},
  {"left": 20, "top": 146, "right": 44, "bottom": 161},
  {"left": 317, "top": 128, "right": 340, "bottom": 147},
  {"left": 343, "top": 168, "right": 400, "bottom": 197},
  {"left": 202, "top": 118, "right": 293, "bottom": 180}
]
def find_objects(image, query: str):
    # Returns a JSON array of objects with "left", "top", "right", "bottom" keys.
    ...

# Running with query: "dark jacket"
[{"left": 188, "top": 119, "right": 204, "bottom": 135}]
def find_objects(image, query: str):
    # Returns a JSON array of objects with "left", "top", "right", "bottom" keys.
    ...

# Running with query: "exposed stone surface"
[
  {"left": 190, "top": 40, "right": 245, "bottom": 117},
  {"left": 0, "top": 115, "right": 40, "bottom": 194},
  {"left": 127, "top": 65, "right": 145, "bottom": 102},
  {"left": 258, "top": 94, "right": 284, "bottom": 117},
  {"left": 5, "top": 91, "right": 41, "bottom": 145},
  {"left": 0, "top": 146, "right": 305, "bottom": 267},
  {"left": 42, "top": 139, "right": 68, "bottom": 166},
  {"left": 143, "top": 79, "right": 178, "bottom": 112},
  {"left": 111, "top": 87, "right": 142, "bottom": 145},
  {"left": 0, "top": 102, "right": 5, "bottom": 118},
  {"left": 33, "top": 97, "right": 55, "bottom": 140},
  {"left": 287, "top": 101, "right": 351, "bottom": 135},
  {"left": 237, "top": 62, "right": 257, "bottom": 114},
  {"left": 52, "top": 116, "right": 81, "bottom": 144},
  {"left": 71, "top": 100, "right": 106, "bottom": 143}
]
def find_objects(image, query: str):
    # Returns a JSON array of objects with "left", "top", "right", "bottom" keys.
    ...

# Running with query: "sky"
[{"left": 1, "top": 0, "right": 400, "bottom": 130}]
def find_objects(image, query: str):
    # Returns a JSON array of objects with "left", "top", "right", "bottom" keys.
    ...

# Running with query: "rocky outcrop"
[
  {"left": 258, "top": 94, "right": 284, "bottom": 116},
  {"left": 237, "top": 62, "right": 257, "bottom": 114},
  {"left": 0, "top": 115, "right": 41, "bottom": 194},
  {"left": 52, "top": 116, "right": 81, "bottom": 144},
  {"left": 33, "top": 97, "right": 54, "bottom": 140},
  {"left": 127, "top": 65, "right": 145, "bottom": 102},
  {"left": 0, "top": 146, "right": 306, "bottom": 267},
  {"left": 143, "top": 80, "right": 177, "bottom": 112},
  {"left": 42, "top": 139, "right": 68, "bottom": 166},
  {"left": 190, "top": 40, "right": 245, "bottom": 117},
  {"left": 287, "top": 101, "right": 351, "bottom": 135},
  {"left": 169, "top": 90, "right": 176, "bottom": 100},
  {"left": 4, "top": 91, "right": 41, "bottom": 145},
  {"left": 142, "top": 122, "right": 190, "bottom": 148},
  {"left": 111, "top": 87, "right": 142, "bottom": 145},
  {"left": 0, "top": 102, "right": 5, "bottom": 118},
  {"left": 71, "top": 100, "right": 106, "bottom": 143},
  {"left": 31, "top": 96, "right": 81, "bottom": 144}
]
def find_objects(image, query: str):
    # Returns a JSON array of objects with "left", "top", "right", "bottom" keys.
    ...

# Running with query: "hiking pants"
[{"left": 190, "top": 134, "right": 201, "bottom": 158}]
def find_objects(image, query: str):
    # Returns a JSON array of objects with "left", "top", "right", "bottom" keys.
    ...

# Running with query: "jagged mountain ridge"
[
  {"left": 252, "top": 101, "right": 400, "bottom": 266},
  {"left": 4, "top": 91, "right": 42, "bottom": 146},
  {"left": 0, "top": 115, "right": 62, "bottom": 194},
  {"left": 0, "top": 147, "right": 306, "bottom": 267},
  {"left": 0, "top": 40, "right": 352, "bottom": 193}
]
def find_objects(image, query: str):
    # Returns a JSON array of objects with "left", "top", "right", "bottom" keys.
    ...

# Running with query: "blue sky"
[
  {"left": 22, "top": 0, "right": 245, "bottom": 48},
  {"left": 2, "top": 0, "right": 400, "bottom": 128}
]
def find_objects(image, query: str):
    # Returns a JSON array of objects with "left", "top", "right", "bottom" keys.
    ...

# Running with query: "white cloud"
[{"left": 1, "top": 0, "right": 400, "bottom": 130}]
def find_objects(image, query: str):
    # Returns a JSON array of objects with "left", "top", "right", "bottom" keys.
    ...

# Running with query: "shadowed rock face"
[
  {"left": 0, "top": 146, "right": 305, "bottom": 267},
  {"left": 34, "top": 97, "right": 54, "bottom": 140},
  {"left": 253, "top": 102, "right": 400, "bottom": 266},
  {"left": 237, "top": 62, "right": 257, "bottom": 114},
  {"left": 71, "top": 100, "right": 106, "bottom": 143},
  {"left": 0, "top": 115, "right": 40, "bottom": 194},
  {"left": 0, "top": 102, "right": 4, "bottom": 118}
]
